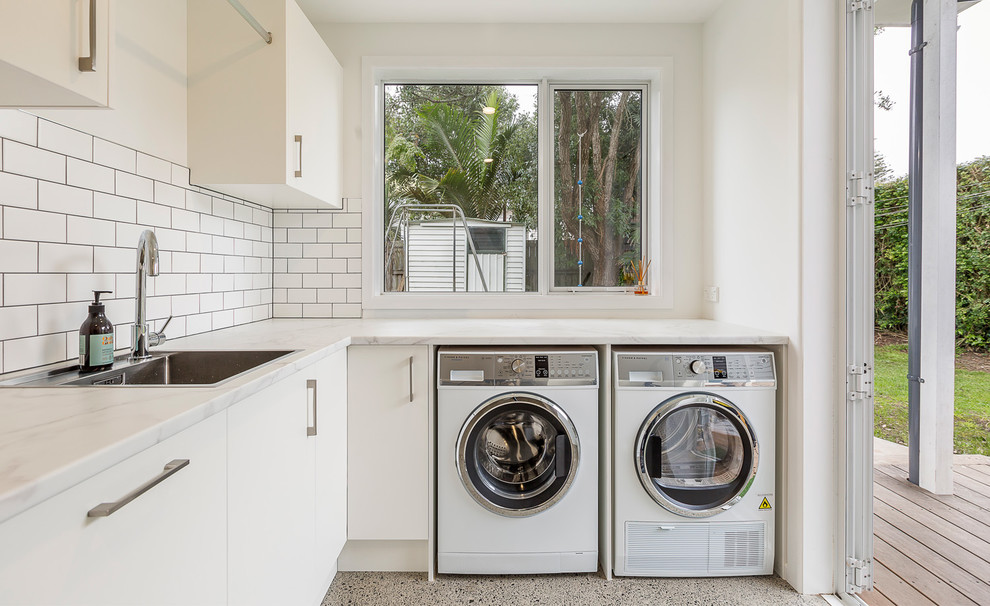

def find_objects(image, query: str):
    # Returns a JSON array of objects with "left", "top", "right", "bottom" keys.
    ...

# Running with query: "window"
[
  {"left": 382, "top": 81, "right": 646, "bottom": 295},
  {"left": 366, "top": 59, "right": 671, "bottom": 310}
]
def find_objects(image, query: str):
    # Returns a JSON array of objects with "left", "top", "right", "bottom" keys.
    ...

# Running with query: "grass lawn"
[{"left": 874, "top": 343, "right": 990, "bottom": 455}]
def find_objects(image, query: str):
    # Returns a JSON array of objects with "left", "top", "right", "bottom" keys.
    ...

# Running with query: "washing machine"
[
  {"left": 437, "top": 347, "right": 599, "bottom": 575},
  {"left": 612, "top": 348, "right": 776, "bottom": 577}
]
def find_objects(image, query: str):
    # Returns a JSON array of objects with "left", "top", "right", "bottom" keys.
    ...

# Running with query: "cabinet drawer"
[{"left": 0, "top": 412, "right": 227, "bottom": 605}]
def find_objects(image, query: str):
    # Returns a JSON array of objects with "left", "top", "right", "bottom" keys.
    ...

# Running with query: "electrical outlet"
[{"left": 704, "top": 286, "right": 720, "bottom": 303}]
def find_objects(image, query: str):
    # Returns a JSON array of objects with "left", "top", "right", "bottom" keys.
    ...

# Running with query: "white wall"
[
  {"left": 703, "top": 0, "right": 842, "bottom": 595},
  {"left": 316, "top": 22, "right": 705, "bottom": 318},
  {"left": 36, "top": 0, "right": 188, "bottom": 165}
]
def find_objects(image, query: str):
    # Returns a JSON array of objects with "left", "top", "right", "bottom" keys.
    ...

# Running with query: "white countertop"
[{"left": 0, "top": 318, "right": 786, "bottom": 524}]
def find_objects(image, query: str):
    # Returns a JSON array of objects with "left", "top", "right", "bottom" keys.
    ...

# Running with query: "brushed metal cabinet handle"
[
  {"left": 294, "top": 135, "right": 303, "bottom": 178},
  {"left": 87, "top": 459, "right": 190, "bottom": 517},
  {"left": 408, "top": 356, "right": 414, "bottom": 403},
  {"left": 307, "top": 379, "right": 318, "bottom": 436},
  {"left": 78, "top": 0, "right": 97, "bottom": 72}
]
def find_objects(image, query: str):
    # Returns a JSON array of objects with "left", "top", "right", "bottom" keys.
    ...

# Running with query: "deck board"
[{"left": 866, "top": 456, "right": 990, "bottom": 606}]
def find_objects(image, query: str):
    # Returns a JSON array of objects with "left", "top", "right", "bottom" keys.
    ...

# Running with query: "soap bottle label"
[{"left": 80, "top": 334, "right": 114, "bottom": 366}]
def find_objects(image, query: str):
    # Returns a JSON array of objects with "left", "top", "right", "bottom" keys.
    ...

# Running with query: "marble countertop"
[{"left": 0, "top": 318, "right": 785, "bottom": 524}]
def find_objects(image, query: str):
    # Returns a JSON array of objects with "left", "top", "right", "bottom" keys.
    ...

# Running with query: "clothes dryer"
[
  {"left": 437, "top": 347, "right": 599, "bottom": 574},
  {"left": 612, "top": 348, "right": 776, "bottom": 577}
]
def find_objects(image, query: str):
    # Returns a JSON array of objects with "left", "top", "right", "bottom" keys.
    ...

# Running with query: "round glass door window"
[
  {"left": 457, "top": 393, "right": 579, "bottom": 517},
  {"left": 635, "top": 393, "right": 758, "bottom": 517}
]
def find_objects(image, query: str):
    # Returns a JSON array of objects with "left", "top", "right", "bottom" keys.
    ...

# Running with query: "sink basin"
[{"left": 0, "top": 350, "right": 297, "bottom": 387}]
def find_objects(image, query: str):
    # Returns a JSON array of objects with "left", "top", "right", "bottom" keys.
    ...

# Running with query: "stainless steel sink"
[{"left": 0, "top": 350, "right": 297, "bottom": 387}]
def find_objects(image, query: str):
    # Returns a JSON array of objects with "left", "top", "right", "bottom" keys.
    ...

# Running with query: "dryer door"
[
  {"left": 457, "top": 392, "right": 580, "bottom": 517},
  {"left": 635, "top": 392, "right": 758, "bottom": 518}
]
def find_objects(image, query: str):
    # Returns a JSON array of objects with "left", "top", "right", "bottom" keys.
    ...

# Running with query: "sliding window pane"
[
  {"left": 553, "top": 89, "right": 644, "bottom": 288},
  {"left": 383, "top": 84, "right": 538, "bottom": 293}
]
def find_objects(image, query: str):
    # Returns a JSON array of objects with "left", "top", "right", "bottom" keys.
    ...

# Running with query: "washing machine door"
[
  {"left": 457, "top": 392, "right": 579, "bottom": 517},
  {"left": 635, "top": 392, "right": 758, "bottom": 518}
]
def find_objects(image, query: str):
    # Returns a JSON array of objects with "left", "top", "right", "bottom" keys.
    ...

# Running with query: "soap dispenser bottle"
[{"left": 79, "top": 290, "right": 115, "bottom": 372}]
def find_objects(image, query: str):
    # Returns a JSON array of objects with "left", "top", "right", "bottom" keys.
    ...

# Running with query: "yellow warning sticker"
[{"left": 759, "top": 497, "right": 772, "bottom": 510}]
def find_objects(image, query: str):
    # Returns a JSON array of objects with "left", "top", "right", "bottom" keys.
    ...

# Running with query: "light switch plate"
[{"left": 704, "top": 286, "right": 720, "bottom": 303}]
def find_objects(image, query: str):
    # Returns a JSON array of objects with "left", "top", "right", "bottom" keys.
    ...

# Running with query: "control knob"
[
  {"left": 689, "top": 360, "right": 707, "bottom": 374},
  {"left": 511, "top": 358, "right": 526, "bottom": 373}
]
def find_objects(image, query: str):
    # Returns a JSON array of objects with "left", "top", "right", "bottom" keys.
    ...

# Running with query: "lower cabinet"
[
  {"left": 346, "top": 346, "right": 430, "bottom": 542},
  {"left": 0, "top": 412, "right": 228, "bottom": 605},
  {"left": 227, "top": 350, "right": 347, "bottom": 606}
]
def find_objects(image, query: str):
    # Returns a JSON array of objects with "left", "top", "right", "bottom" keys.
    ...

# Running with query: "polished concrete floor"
[{"left": 321, "top": 571, "right": 829, "bottom": 605}]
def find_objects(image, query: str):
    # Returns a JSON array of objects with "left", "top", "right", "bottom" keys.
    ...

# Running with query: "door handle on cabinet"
[
  {"left": 307, "top": 379, "right": 318, "bottom": 436},
  {"left": 87, "top": 459, "right": 190, "bottom": 517},
  {"left": 408, "top": 356, "right": 414, "bottom": 403},
  {"left": 294, "top": 135, "right": 303, "bottom": 178},
  {"left": 78, "top": 0, "right": 97, "bottom": 72}
]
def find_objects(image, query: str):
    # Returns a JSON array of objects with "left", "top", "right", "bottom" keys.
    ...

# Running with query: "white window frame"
[{"left": 361, "top": 56, "right": 673, "bottom": 313}]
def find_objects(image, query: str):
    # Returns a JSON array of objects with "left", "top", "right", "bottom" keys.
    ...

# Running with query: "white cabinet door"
[
  {"left": 347, "top": 346, "right": 430, "bottom": 540},
  {"left": 0, "top": 0, "right": 110, "bottom": 107},
  {"left": 285, "top": 0, "right": 342, "bottom": 207},
  {"left": 0, "top": 412, "right": 227, "bottom": 605},
  {"left": 187, "top": 0, "right": 342, "bottom": 209},
  {"left": 312, "top": 349, "right": 348, "bottom": 590},
  {"left": 227, "top": 371, "right": 316, "bottom": 606}
]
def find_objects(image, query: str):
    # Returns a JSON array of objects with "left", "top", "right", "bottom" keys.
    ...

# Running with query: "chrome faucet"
[{"left": 130, "top": 230, "right": 171, "bottom": 361}]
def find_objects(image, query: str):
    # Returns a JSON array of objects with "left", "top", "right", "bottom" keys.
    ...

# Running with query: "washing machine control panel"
[
  {"left": 615, "top": 351, "right": 775, "bottom": 387},
  {"left": 438, "top": 348, "right": 598, "bottom": 386}
]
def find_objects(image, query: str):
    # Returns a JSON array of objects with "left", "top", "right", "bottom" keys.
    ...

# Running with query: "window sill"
[{"left": 362, "top": 290, "right": 673, "bottom": 312}]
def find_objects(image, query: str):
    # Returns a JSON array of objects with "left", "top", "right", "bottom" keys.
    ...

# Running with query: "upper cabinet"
[
  {"left": 188, "top": 0, "right": 343, "bottom": 209},
  {"left": 0, "top": 0, "right": 111, "bottom": 107}
]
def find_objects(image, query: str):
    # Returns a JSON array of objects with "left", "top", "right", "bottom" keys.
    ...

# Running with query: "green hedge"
[{"left": 875, "top": 156, "right": 990, "bottom": 348}]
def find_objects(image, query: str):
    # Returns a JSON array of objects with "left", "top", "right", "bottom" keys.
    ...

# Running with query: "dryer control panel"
[
  {"left": 438, "top": 347, "right": 598, "bottom": 387},
  {"left": 614, "top": 350, "right": 775, "bottom": 388}
]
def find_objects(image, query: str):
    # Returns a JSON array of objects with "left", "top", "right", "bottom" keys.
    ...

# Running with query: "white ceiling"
[{"left": 295, "top": 0, "right": 727, "bottom": 24}]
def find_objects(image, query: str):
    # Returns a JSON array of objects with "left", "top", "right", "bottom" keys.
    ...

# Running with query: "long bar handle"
[
  {"left": 307, "top": 379, "right": 318, "bottom": 436},
  {"left": 408, "top": 356, "right": 414, "bottom": 403},
  {"left": 294, "top": 135, "right": 303, "bottom": 178},
  {"left": 78, "top": 0, "right": 97, "bottom": 72},
  {"left": 87, "top": 459, "right": 189, "bottom": 517}
]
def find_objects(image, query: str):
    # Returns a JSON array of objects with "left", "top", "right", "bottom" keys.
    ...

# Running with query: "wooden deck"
[{"left": 861, "top": 459, "right": 990, "bottom": 606}]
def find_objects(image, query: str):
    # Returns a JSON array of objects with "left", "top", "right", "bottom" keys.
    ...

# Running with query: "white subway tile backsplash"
[
  {"left": 302, "top": 304, "right": 334, "bottom": 318},
  {"left": 200, "top": 213, "right": 224, "bottom": 236},
  {"left": 317, "top": 289, "right": 345, "bottom": 304},
  {"left": 317, "top": 228, "right": 346, "bottom": 243},
  {"left": 93, "top": 192, "right": 136, "bottom": 223},
  {"left": 200, "top": 292, "right": 223, "bottom": 312},
  {"left": 212, "top": 235, "right": 234, "bottom": 255},
  {"left": 37, "top": 301, "right": 84, "bottom": 335},
  {"left": 154, "top": 182, "right": 185, "bottom": 208},
  {"left": 287, "top": 258, "right": 317, "bottom": 273},
  {"left": 115, "top": 171, "right": 154, "bottom": 202},
  {"left": 154, "top": 273, "right": 186, "bottom": 296},
  {"left": 4, "top": 333, "right": 65, "bottom": 373},
  {"left": 66, "top": 158, "right": 115, "bottom": 194},
  {"left": 171, "top": 208, "right": 200, "bottom": 232},
  {"left": 186, "top": 312, "right": 212, "bottom": 335},
  {"left": 186, "top": 232, "right": 212, "bottom": 254},
  {"left": 38, "top": 121, "right": 92, "bottom": 161},
  {"left": 4, "top": 274, "right": 66, "bottom": 306},
  {"left": 304, "top": 274, "right": 333, "bottom": 289},
  {"left": 224, "top": 291, "right": 244, "bottom": 309},
  {"left": 0, "top": 111, "right": 38, "bottom": 145},
  {"left": 212, "top": 310, "right": 234, "bottom": 329},
  {"left": 273, "top": 303, "right": 301, "bottom": 317},
  {"left": 334, "top": 304, "right": 362, "bottom": 318},
  {"left": 333, "top": 213, "right": 361, "bottom": 228},
  {"left": 136, "top": 201, "right": 170, "bottom": 228},
  {"left": 288, "top": 228, "right": 317, "bottom": 243},
  {"left": 0, "top": 240, "right": 38, "bottom": 272},
  {"left": 153, "top": 227, "right": 185, "bottom": 252},
  {"left": 93, "top": 139, "right": 136, "bottom": 172},
  {"left": 223, "top": 218, "right": 244, "bottom": 239},
  {"left": 234, "top": 239, "right": 253, "bottom": 256},
  {"left": 303, "top": 243, "right": 333, "bottom": 258},
  {"left": 67, "top": 273, "right": 115, "bottom": 302},
  {"left": 137, "top": 153, "right": 171, "bottom": 182},
  {"left": 4, "top": 207, "right": 66, "bottom": 243},
  {"left": 286, "top": 289, "right": 317, "bottom": 304},
  {"left": 172, "top": 252, "right": 200, "bottom": 273},
  {"left": 186, "top": 191, "right": 212, "bottom": 214},
  {"left": 212, "top": 198, "right": 234, "bottom": 219},
  {"left": 171, "top": 294, "right": 200, "bottom": 316},
  {"left": 213, "top": 274, "right": 234, "bottom": 292},
  {"left": 333, "top": 243, "right": 362, "bottom": 258},
  {"left": 333, "top": 273, "right": 361, "bottom": 289},
  {"left": 67, "top": 216, "right": 116, "bottom": 247},
  {"left": 302, "top": 214, "right": 332, "bottom": 228},
  {"left": 319, "top": 258, "right": 347, "bottom": 273},
  {"left": 3, "top": 140, "right": 65, "bottom": 183},
  {"left": 0, "top": 306, "right": 37, "bottom": 340},
  {"left": 171, "top": 164, "right": 191, "bottom": 188},
  {"left": 94, "top": 246, "right": 135, "bottom": 273},
  {"left": 187, "top": 273, "right": 212, "bottom": 294},
  {"left": 0, "top": 172, "right": 38, "bottom": 209},
  {"left": 39, "top": 181, "right": 93, "bottom": 217},
  {"left": 234, "top": 204, "right": 253, "bottom": 224},
  {"left": 39, "top": 243, "right": 92, "bottom": 273},
  {"left": 224, "top": 256, "right": 245, "bottom": 273}
]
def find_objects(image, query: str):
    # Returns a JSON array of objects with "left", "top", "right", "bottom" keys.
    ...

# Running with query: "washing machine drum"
[
  {"left": 457, "top": 392, "right": 579, "bottom": 517},
  {"left": 635, "top": 393, "right": 758, "bottom": 518}
]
